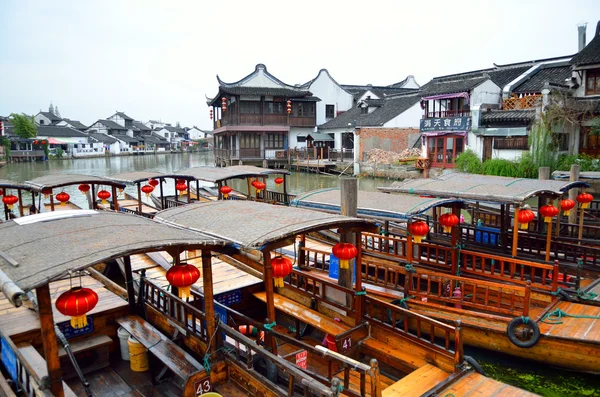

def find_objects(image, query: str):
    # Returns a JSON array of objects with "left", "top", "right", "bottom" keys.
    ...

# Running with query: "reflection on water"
[{"left": 1, "top": 153, "right": 598, "bottom": 396}]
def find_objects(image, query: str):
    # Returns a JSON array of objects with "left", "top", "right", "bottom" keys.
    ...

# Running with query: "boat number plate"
[
  {"left": 341, "top": 336, "right": 352, "bottom": 352},
  {"left": 195, "top": 375, "right": 212, "bottom": 395}
]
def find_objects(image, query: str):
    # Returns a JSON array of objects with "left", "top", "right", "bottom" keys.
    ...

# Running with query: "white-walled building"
[{"left": 300, "top": 69, "right": 354, "bottom": 126}]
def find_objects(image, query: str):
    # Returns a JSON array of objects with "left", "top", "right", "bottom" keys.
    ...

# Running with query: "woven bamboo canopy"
[
  {"left": 0, "top": 211, "right": 229, "bottom": 299},
  {"left": 175, "top": 165, "right": 288, "bottom": 184},
  {"left": 292, "top": 188, "right": 465, "bottom": 221},
  {"left": 105, "top": 171, "right": 196, "bottom": 185},
  {"left": 155, "top": 200, "right": 375, "bottom": 249},
  {"left": 25, "top": 174, "right": 126, "bottom": 192},
  {"left": 0, "top": 179, "right": 31, "bottom": 191},
  {"left": 380, "top": 173, "right": 589, "bottom": 204}
]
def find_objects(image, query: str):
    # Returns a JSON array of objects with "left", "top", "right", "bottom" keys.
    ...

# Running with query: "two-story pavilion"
[{"left": 208, "top": 64, "right": 319, "bottom": 166}]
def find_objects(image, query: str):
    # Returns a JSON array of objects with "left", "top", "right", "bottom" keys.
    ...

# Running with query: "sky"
[{"left": 1, "top": 0, "right": 599, "bottom": 130}]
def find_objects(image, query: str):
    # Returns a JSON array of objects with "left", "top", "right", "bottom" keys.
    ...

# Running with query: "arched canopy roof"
[
  {"left": 0, "top": 211, "right": 229, "bottom": 297},
  {"left": 293, "top": 189, "right": 465, "bottom": 221},
  {"left": 25, "top": 174, "right": 127, "bottom": 192},
  {"left": 105, "top": 171, "right": 195, "bottom": 185},
  {"left": 176, "top": 166, "right": 288, "bottom": 184},
  {"left": 155, "top": 200, "right": 376, "bottom": 250},
  {"left": 0, "top": 180, "right": 31, "bottom": 192}
]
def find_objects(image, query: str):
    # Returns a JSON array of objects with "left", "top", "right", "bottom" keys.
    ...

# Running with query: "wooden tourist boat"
[{"left": 1, "top": 179, "right": 33, "bottom": 220}]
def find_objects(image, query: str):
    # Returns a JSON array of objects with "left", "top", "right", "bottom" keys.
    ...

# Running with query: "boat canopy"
[
  {"left": 292, "top": 188, "right": 465, "bottom": 221},
  {"left": 379, "top": 173, "right": 590, "bottom": 204},
  {"left": 0, "top": 211, "right": 229, "bottom": 301},
  {"left": 552, "top": 171, "right": 600, "bottom": 180},
  {"left": 105, "top": 171, "right": 194, "bottom": 185},
  {"left": 0, "top": 179, "right": 31, "bottom": 191},
  {"left": 155, "top": 200, "right": 375, "bottom": 249},
  {"left": 25, "top": 174, "right": 127, "bottom": 192},
  {"left": 176, "top": 165, "right": 288, "bottom": 184}
]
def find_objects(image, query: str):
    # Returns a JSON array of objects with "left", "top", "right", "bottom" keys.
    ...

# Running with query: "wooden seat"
[
  {"left": 58, "top": 335, "right": 112, "bottom": 379},
  {"left": 253, "top": 291, "right": 348, "bottom": 336},
  {"left": 382, "top": 364, "right": 449, "bottom": 396},
  {"left": 116, "top": 315, "right": 208, "bottom": 397},
  {"left": 17, "top": 343, "right": 78, "bottom": 397}
]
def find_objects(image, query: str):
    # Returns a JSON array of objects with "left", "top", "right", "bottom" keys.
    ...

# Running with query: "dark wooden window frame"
[
  {"left": 586, "top": 69, "right": 600, "bottom": 95},
  {"left": 325, "top": 104, "right": 335, "bottom": 119}
]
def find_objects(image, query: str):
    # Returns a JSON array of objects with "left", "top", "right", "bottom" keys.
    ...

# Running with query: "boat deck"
[
  {"left": 0, "top": 276, "right": 127, "bottom": 338},
  {"left": 43, "top": 201, "right": 81, "bottom": 212},
  {"left": 437, "top": 371, "right": 537, "bottom": 396},
  {"left": 538, "top": 301, "right": 600, "bottom": 341},
  {"left": 116, "top": 199, "right": 159, "bottom": 216}
]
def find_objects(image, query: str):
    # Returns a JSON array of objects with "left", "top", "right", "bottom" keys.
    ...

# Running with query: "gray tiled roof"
[
  {"left": 341, "top": 85, "right": 416, "bottom": 100},
  {"left": 320, "top": 93, "right": 421, "bottom": 129},
  {"left": 114, "top": 135, "right": 141, "bottom": 144},
  {"left": 95, "top": 119, "right": 128, "bottom": 131},
  {"left": 61, "top": 118, "right": 87, "bottom": 130},
  {"left": 481, "top": 109, "right": 536, "bottom": 124},
  {"left": 87, "top": 132, "right": 118, "bottom": 144},
  {"left": 513, "top": 65, "right": 572, "bottom": 94},
  {"left": 37, "top": 125, "right": 87, "bottom": 138},
  {"left": 115, "top": 111, "right": 133, "bottom": 121},
  {"left": 38, "top": 111, "right": 61, "bottom": 122},
  {"left": 571, "top": 24, "right": 600, "bottom": 66},
  {"left": 133, "top": 121, "right": 151, "bottom": 131}
]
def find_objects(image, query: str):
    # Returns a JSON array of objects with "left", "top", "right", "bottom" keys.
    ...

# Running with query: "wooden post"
[
  {"left": 406, "top": 220, "right": 413, "bottom": 263},
  {"left": 451, "top": 206, "right": 460, "bottom": 275},
  {"left": 263, "top": 251, "right": 277, "bottom": 355},
  {"left": 512, "top": 205, "right": 520, "bottom": 258},
  {"left": 355, "top": 235, "right": 363, "bottom": 324},
  {"left": 17, "top": 189, "right": 23, "bottom": 217},
  {"left": 159, "top": 179, "right": 165, "bottom": 209},
  {"left": 545, "top": 203, "right": 553, "bottom": 262},
  {"left": 217, "top": 181, "right": 222, "bottom": 200},
  {"left": 500, "top": 204, "right": 506, "bottom": 250},
  {"left": 578, "top": 205, "right": 585, "bottom": 246},
  {"left": 2, "top": 188, "right": 7, "bottom": 220},
  {"left": 136, "top": 182, "right": 142, "bottom": 214},
  {"left": 283, "top": 174, "right": 289, "bottom": 205},
  {"left": 370, "top": 359, "right": 382, "bottom": 397},
  {"left": 123, "top": 255, "right": 137, "bottom": 313},
  {"left": 202, "top": 250, "right": 216, "bottom": 356},
  {"left": 568, "top": 164, "right": 580, "bottom": 225},
  {"left": 91, "top": 184, "right": 96, "bottom": 210},
  {"left": 339, "top": 178, "right": 357, "bottom": 291},
  {"left": 297, "top": 234, "right": 306, "bottom": 268},
  {"left": 247, "top": 178, "right": 252, "bottom": 200},
  {"left": 187, "top": 181, "right": 191, "bottom": 204},
  {"left": 555, "top": 204, "right": 562, "bottom": 238},
  {"left": 36, "top": 284, "right": 64, "bottom": 397},
  {"left": 112, "top": 185, "right": 119, "bottom": 212},
  {"left": 196, "top": 180, "right": 200, "bottom": 201}
]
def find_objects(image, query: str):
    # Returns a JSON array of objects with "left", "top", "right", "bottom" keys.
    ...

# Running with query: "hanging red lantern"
[
  {"left": 560, "top": 199, "right": 576, "bottom": 216},
  {"left": 254, "top": 181, "right": 266, "bottom": 194},
  {"left": 439, "top": 213, "right": 459, "bottom": 233},
  {"left": 221, "top": 97, "right": 227, "bottom": 112},
  {"left": 220, "top": 185, "right": 232, "bottom": 199},
  {"left": 78, "top": 184, "right": 90, "bottom": 195},
  {"left": 286, "top": 100, "right": 292, "bottom": 115},
  {"left": 274, "top": 177, "right": 284, "bottom": 186},
  {"left": 148, "top": 178, "right": 159, "bottom": 187},
  {"left": 209, "top": 108, "right": 213, "bottom": 120},
  {"left": 42, "top": 188, "right": 52, "bottom": 199},
  {"left": 539, "top": 204, "right": 559, "bottom": 223},
  {"left": 41, "top": 140, "right": 47, "bottom": 145},
  {"left": 577, "top": 192, "right": 594, "bottom": 209},
  {"left": 332, "top": 243, "right": 358, "bottom": 269},
  {"left": 141, "top": 184, "right": 154, "bottom": 197},
  {"left": 97, "top": 190, "right": 111, "bottom": 205},
  {"left": 517, "top": 209, "right": 535, "bottom": 230},
  {"left": 176, "top": 182, "right": 187, "bottom": 197},
  {"left": 55, "top": 287, "right": 98, "bottom": 329},
  {"left": 33, "top": 140, "right": 39, "bottom": 145},
  {"left": 409, "top": 220, "right": 430, "bottom": 244},
  {"left": 55, "top": 192, "right": 70, "bottom": 206},
  {"left": 271, "top": 256, "right": 293, "bottom": 287},
  {"left": 2, "top": 195, "right": 18, "bottom": 210},
  {"left": 166, "top": 263, "right": 200, "bottom": 299}
]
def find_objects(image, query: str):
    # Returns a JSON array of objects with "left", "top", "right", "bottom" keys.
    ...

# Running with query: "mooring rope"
[{"left": 541, "top": 308, "right": 600, "bottom": 324}]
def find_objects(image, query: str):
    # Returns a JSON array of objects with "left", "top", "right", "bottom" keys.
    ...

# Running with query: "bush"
[
  {"left": 455, "top": 149, "right": 482, "bottom": 174},
  {"left": 556, "top": 153, "right": 600, "bottom": 172},
  {"left": 455, "top": 149, "right": 537, "bottom": 178}
]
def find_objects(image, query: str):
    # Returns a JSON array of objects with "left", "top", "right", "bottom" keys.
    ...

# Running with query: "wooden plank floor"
[
  {"left": 382, "top": 363, "right": 448, "bottom": 396},
  {"left": 130, "top": 252, "right": 262, "bottom": 296},
  {"left": 116, "top": 199, "right": 159, "bottom": 215},
  {"left": 438, "top": 371, "right": 537, "bottom": 396},
  {"left": 44, "top": 202, "right": 81, "bottom": 211},
  {"left": 539, "top": 301, "right": 600, "bottom": 341},
  {"left": 0, "top": 276, "right": 127, "bottom": 337}
]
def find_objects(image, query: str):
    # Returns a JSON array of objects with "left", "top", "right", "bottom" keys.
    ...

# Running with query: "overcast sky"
[{"left": 1, "top": 0, "right": 598, "bottom": 129}]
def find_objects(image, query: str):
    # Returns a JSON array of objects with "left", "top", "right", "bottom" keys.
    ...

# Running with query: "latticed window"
[
  {"left": 586, "top": 69, "right": 600, "bottom": 95},
  {"left": 493, "top": 136, "right": 529, "bottom": 150}
]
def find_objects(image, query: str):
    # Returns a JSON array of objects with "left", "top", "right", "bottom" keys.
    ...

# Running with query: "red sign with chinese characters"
[{"left": 296, "top": 350, "right": 308, "bottom": 369}]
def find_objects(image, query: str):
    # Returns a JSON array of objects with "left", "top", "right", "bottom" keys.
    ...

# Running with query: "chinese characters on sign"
[
  {"left": 296, "top": 350, "right": 308, "bottom": 369},
  {"left": 420, "top": 117, "right": 471, "bottom": 132},
  {"left": 58, "top": 317, "right": 94, "bottom": 339}
]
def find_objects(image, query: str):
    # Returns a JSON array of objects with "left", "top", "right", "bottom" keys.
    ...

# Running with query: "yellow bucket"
[
  {"left": 200, "top": 393, "right": 223, "bottom": 397},
  {"left": 128, "top": 336, "right": 149, "bottom": 372}
]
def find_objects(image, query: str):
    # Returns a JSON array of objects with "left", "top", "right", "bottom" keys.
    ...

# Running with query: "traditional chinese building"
[{"left": 208, "top": 64, "right": 319, "bottom": 166}]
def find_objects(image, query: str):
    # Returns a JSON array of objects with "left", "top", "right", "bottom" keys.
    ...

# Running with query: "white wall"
[
  {"left": 34, "top": 114, "right": 53, "bottom": 126},
  {"left": 308, "top": 70, "right": 354, "bottom": 126},
  {"left": 383, "top": 102, "right": 422, "bottom": 128},
  {"left": 108, "top": 114, "right": 126, "bottom": 127},
  {"left": 401, "top": 76, "right": 420, "bottom": 89},
  {"left": 88, "top": 122, "right": 110, "bottom": 135},
  {"left": 471, "top": 80, "right": 502, "bottom": 106},
  {"left": 288, "top": 127, "right": 314, "bottom": 149}
]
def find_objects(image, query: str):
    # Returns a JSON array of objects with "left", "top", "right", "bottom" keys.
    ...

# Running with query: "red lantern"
[
  {"left": 220, "top": 185, "right": 232, "bottom": 199},
  {"left": 42, "top": 188, "right": 52, "bottom": 199},
  {"left": 274, "top": 177, "right": 284, "bottom": 186},
  {"left": 2, "top": 195, "right": 18, "bottom": 210},
  {"left": 254, "top": 181, "right": 266, "bottom": 194},
  {"left": 539, "top": 204, "right": 559, "bottom": 223},
  {"left": 560, "top": 199, "right": 576, "bottom": 216},
  {"left": 166, "top": 263, "right": 200, "bottom": 299},
  {"left": 271, "top": 256, "right": 293, "bottom": 287},
  {"left": 141, "top": 184, "right": 154, "bottom": 198},
  {"left": 78, "top": 184, "right": 90, "bottom": 195},
  {"left": 148, "top": 179, "right": 159, "bottom": 187},
  {"left": 209, "top": 108, "right": 213, "bottom": 120},
  {"left": 55, "top": 192, "right": 70, "bottom": 206},
  {"left": 577, "top": 192, "right": 594, "bottom": 209},
  {"left": 176, "top": 182, "right": 187, "bottom": 197},
  {"left": 97, "top": 190, "right": 111, "bottom": 205},
  {"left": 221, "top": 97, "right": 227, "bottom": 112},
  {"left": 41, "top": 140, "right": 47, "bottom": 145},
  {"left": 33, "top": 140, "right": 39, "bottom": 145},
  {"left": 286, "top": 100, "right": 292, "bottom": 114},
  {"left": 439, "top": 212, "right": 459, "bottom": 233},
  {"left": 517, "top": 209, "right": 535, "bottom": 230},
  {"left": 55, "top": 287, "right": 98, "bottom": 329},
  {"left": 332, "top": 243, "right": 358, "bottom": 269},
  {"left": 409, "top": 220, "right": 429, "bottom": 244}
]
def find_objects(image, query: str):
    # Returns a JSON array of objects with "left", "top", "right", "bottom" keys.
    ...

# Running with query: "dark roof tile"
[
  {"left": 513, "top": 65, "right": 572, "bottom": 94},
  {"left": 37, "top": 125, "right": 87, "bottom": 138},
  {"left": 571, "top": 23, "right": 600, "bottom": 66},
  {"left": 481, "top": 109, "right": 536, "bottom": 124}
]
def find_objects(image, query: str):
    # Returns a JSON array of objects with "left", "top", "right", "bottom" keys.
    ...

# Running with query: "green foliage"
[
  {"left": 590, "top": 117, "right": 600, "bottom": 136},
  {"left": 529, "top": 115, "right": 557, "bottom": 171},
  {"left": 0, "top": 136, "right": 10, "bottom": 159},
  {"left": 455, "top": 149, "right": 482, "bottom": 173},
  {"left": 54, "top": 147, "right": 64, "bottom": 158},
  {"left": 556, "top": 153, "right": 600, "bottom": 172},
  {"left": 9, "top": 113, "right": 37, "bottom": 139}
]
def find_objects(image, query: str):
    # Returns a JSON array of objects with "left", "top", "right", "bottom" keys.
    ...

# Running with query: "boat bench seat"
[
  {"left": 57, "top": 334, "right": 112, "bottom": 379},
  {"left": 253, "top": 291, "right": 349, "bottom": 337},
  {"left": 116, "top": 315, "right": 208, "bottom": 397},
  {"left": 16, "top": 343, "right": 78, "bottom": 397}
]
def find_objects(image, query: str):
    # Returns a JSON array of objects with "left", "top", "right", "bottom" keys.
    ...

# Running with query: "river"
[{"left": 0, "top": 152, "right": 598, "bottom": 396}]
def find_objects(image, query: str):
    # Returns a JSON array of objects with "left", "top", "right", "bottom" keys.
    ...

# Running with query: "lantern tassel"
[
  {"left": 563, "top": 209, "right": 571, "bottom": 216},
  {"left": 60, "top": 201, "right": 66, "bottom": 207},
  {"left": 582, "top": 203, "right": 590, "bottom": 209},
  {"left": 178, "top": 286, "right": 192, "bottom": 300},
  {"left": 544, "top": 216, "right": 551, "bottom": 223},
  {"left": 179, "top": 190, "right": 185, "bottom": 197},
  {"left": 413, "top": 236, "right": 422, "bottom": 244},
  {"left": 274, "top": 277, "right": 284, "bottom": 288},
  {"left": 520, "top": 222, "right": 528, "bottom": 230},
  {"left": 443, "top": 226, "right": 451, "bottom": 233},
  {"left": 223, "top": 193, "right": 229, "bottom": 199},
  {"left": 101, "top": 199, "right": 108, "bottom": 205},
  {"left": 70, "top": 315, "right": 88, "bottom": 329},
  {"left": 7, "top": 204, "right": 13, "bottom": 210},
  {"left": 339, "top": 259, "right": 349, "bottom": 270}
]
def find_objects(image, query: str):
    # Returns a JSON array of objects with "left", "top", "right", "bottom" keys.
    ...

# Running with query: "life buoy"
[
  {"left": 506, "top": 317, "right": 541, "bottom": 348},
  {"left": 464, "top": 355, "right": 485, "bottom": 375},
  {"left": 386, "top": 299, "right": 409, "bottom": 328}
]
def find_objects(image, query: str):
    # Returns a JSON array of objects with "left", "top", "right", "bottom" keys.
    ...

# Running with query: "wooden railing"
[
  {"left": 328, "top": 149, "right": 354, "bottom": 162},
  {"left": 509, "top": 233, "right": 600, "bottom": 268},
  {"left": 363, "top": 296, "right": 463, "bottom": 367},
  {"left": 361, "top": 232, "right": 409, "bottom": 260},
  {"left": 164, "top": 198, "right": 187, "bottom": 209},
  {"left": 503, "top": 95, "right": 542, "bottom": 110},
  {"left": 425, "top": 110, "right": 470, "bottom": 118},
  {"left": 264, "top": 190, "right": 296, "bottom": 205},
  {"left": 287, "top": 269, "right": 356, "bottom": 317},
  {"left": 299, "top": 246, "right": 330, "bottom": 271}
]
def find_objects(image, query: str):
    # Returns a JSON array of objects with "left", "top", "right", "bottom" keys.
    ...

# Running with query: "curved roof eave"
[{"left": 25, "top": 174, "right": 127, "bottom": 192}]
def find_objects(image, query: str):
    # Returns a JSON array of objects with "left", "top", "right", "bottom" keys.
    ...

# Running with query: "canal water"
[{"left": 0, "top": 152, "right": 598, "bottom": 396}]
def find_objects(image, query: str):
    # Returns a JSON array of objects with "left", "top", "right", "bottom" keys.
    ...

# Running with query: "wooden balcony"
[
  {"left": 503, "top": 95, "right": 542, "bottom": 110},
  {"left": 216, "top": 114, "right": 316, "bottom": 128},
  {"left": 425, "top": 110, "right": 470, "bottom": 118}
]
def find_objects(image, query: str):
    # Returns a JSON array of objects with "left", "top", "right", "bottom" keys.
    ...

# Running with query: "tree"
[
  {"left": 9, "top": 113, "right": 37, "bottom": 138},
  {"left": 176, "top": 121, "right": 181, "bottom": 128},
  {"left": 49, "top": 102, "right": 54, "bottom": 115},
  {"left": 54, "top": 106, "right": 61, "bottom": 118}
]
